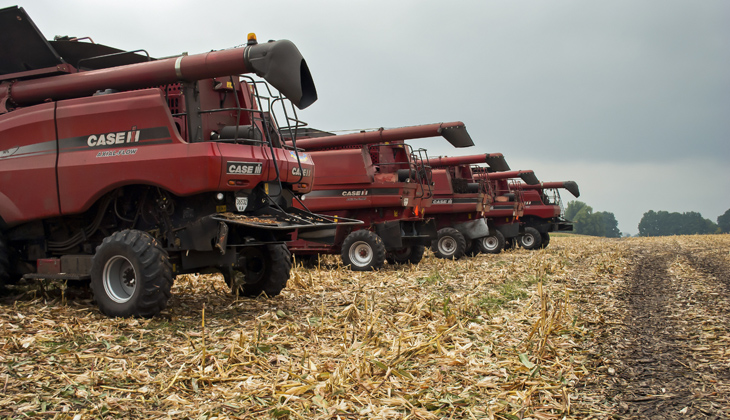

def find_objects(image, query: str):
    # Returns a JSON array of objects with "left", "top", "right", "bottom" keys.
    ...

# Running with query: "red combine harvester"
[
  {"left": 284, "top": 122, "right": 475, "bottom": 270},
  {"left": 0, "top": 6, "right": 353, "bottom": 317},
  {"left": 473, "top": 168, "right": 541, "bottom": 252},
  {"left": 509, "top": 181, "right": 580, "bottom": 249},
  {"left": 425, "top": 153, "right": 510, "bottom": 259}
]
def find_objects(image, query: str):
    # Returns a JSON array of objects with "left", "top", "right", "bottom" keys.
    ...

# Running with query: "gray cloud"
[{"left": 3, "top": 0, "right": 728, "bottom": 232}]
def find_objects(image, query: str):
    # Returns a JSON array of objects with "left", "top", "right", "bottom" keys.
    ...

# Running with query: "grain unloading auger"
[
  {"left": 516, "top": 181, "right": 580, "bottom": 199},
  {"left": 0, "top": 5, "right": 357, "bottom": 317},
  {"left": 508, "top": 180, "right": 580, "bottom": 249},
  {"left": 284, "top": 122, "right": 475, "bottom": 270},
  {"left": 289, "top": 121, "right": 474, "bottom": 150}
]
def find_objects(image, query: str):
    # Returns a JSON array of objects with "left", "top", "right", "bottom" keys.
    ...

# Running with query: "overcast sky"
[{"left": 3, "top": 0, "right": 728, "bottom": 234}]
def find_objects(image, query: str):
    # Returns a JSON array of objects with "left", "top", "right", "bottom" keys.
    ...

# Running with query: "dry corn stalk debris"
[{"left": 0, "top": 235, "right": 728, "bottom": 419}]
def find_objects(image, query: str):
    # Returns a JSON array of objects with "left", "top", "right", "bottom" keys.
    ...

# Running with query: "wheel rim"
[
  {"left": 349, "top": 241, "right": 373, "bottom": 267},
  {"left": 103, "top": 255, "right": 137, "bottom": 304},
  {"left": 438, "top": 236, "right": 456, "bottom": 256},
  {"left": 482, "top": 236, "right": 499, "bottom": 251},
  {"left": 521, "top": 234, "right": 535, "bottom": 247}
]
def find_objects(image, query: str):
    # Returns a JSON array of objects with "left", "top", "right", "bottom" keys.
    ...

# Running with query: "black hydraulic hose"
[{"left": 48, "top": 195, "right": 114, "bottom": 251}]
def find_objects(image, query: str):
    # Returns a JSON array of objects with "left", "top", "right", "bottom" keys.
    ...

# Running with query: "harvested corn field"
[{"left": 1, "top": 235, "right": 729, "bottom": 419}]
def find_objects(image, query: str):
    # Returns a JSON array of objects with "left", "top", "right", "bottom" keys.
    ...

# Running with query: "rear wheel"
[
  {"left": 465, "top": 239, "right": 481, "bottom": 257},
  {"left": 386, "top": 245, "right": 426, "bottom": 265},
  {"left": 504, "top": 237, "right": 517, "bottom": 250},
  {"left": 431, "top": 227, "right": 466, "bottom": 260},
  {"left": 341, "top": 230, "right": 386, "bottom": 271},
  {"left": 91, "top": 230, "right": 173, "bottom": 318},
  {"left": 294, "top": 254, "right": 319, "bottom": 268},
  {"left": 226, "top": 244, "right": 291, "bottom": 297},
  {"left": 539, "top": 232, "right": 551, "bottom": 249},
  {"left": 0, "top": 233, "right": 10, "bottom": 290},
  {"left": 478, "top": 230, "right": 505, "bottom": 254},
  {"left": 518, "top": 227, "right": 542, "bottom": 250}
]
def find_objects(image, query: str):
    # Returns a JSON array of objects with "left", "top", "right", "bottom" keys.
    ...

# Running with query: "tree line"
[
  {"left": 638, "top": 209, "right": 730, "bottom": 237},
  {"left": 563, "top": 202, "right": 730, "bottom": 237},
  {"left": 564, "top": 201, "right": 621, "bottom": 238}
]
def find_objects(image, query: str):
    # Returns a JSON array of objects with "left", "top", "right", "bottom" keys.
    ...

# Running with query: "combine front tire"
[
  {"left": 478, "top": 230, "right": 505, "bottom": 254},
  {"left": 341, "top": 230, "right": 386, "bottom": 271},
  {"left": 227, "top": 244, "right": 291, "bottom": 297},
  {"left": 0, "top": 233, "right": 10, "bottom": 289},
  {"left": 431, "top": 227, "right": 466, "bottom": 260},
  {"left": 91, "top": 230, "right": 173, "bottom": 318},
  {"left": 504, "top": 237, "right": 517, "bottom": 250},
  {"left": 518, "top": 227, "right": 542, "bottom": 250},
  {"left": 539, "top": 232, "right": 551, "bottom": 249},
  {"left": 465, "top": 240, "right": 481, "bottom": 257},
  {"left": 386, "top": 245, "right": 426, "bottom": 265}
]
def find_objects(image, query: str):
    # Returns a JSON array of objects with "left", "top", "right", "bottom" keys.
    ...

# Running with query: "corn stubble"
[{"left": 1, "top": 235, "right": 728, "bottom": 419}]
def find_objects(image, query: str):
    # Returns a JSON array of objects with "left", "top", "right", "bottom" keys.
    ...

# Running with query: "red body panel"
[
  {"left": 1, "top": 88, "right": 316, "bottom": 225},
  {"left": 289, "top": 142, "right": 432, "bottom": 254},
  {"left": 427, "top": 168, "right": 487, "bottom": 233},
  {"left": 0, "top": 103, "right": 59, "bottom": 224},
  {"left": 521, "top": 190, "right": 560, "bottom": 219}
]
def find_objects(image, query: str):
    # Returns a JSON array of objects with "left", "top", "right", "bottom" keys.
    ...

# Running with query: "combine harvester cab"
[
  {"left": 285, "top": 122, "right": 475, "bottom": 270},
  {"left": 426, "top": 153, "right": 509, "bottom": 259},
  {"left": 473, "top": 168, "right": 541, "bottom": 251},
  {"left": 510, "top": 181, "right": 580, "bottom": 249},
  {"left": 0, "top": 6, "right": 356, "bottom": 317}
]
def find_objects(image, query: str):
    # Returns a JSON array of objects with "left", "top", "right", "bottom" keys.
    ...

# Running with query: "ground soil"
[
  {"left": 581, "top": 237, "right": 730, "bottom": 419},
  {"left": 1, "top": 235, "right": 728, "bottom": 419}
]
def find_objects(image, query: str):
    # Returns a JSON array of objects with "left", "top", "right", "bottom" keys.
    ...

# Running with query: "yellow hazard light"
[{"left": 248, "top": 33, "right": 257, "bottom": 41}]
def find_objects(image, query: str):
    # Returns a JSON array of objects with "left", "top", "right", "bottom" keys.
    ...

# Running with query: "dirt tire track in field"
[{"left": 604, "top": 241, "right": 730, "bottom": 419}]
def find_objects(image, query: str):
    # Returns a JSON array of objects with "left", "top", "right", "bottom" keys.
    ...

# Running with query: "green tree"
[
  {"left": 638, "top": 210, "right": 662, "bottom": 236},
  {"left": 639, "top": 210, "right": 719, "bottom": 236},
  {"left": 564, "top": 201, "right": 587, "bottom": 222},
  {"left": 717, "top": 209, "right": 730, "bottom": 233},
  {"left": 596, "top": 211, "right": 621, "bottom": 238},
  {"left": 566, "top": 201, "right": 622, "bottom": 237}
]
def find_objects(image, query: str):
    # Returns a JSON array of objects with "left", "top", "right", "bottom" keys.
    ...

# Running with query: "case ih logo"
[
  {"left": 433, "top": 198, "right": 453, "bottom": 204},
  {"left": 291, "top": 167, "right": 312, "bottom": 177},
  {"left": 228, "top": 161, "right": 262, "bottom": 175},
  {"left": 342, "top": 190, "right": 368, "bottom": 197},
  {"left": 87, "top": 130, "right": 141, "bottom": 147}
]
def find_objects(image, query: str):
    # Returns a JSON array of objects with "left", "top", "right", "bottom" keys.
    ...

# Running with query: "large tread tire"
[
  {"left": 91, "top": 230, "right": 173, "bottom": 318},
  {"left": 539, "top": 232, "right": 551, "bottom": 249},
  {"left": 478, "top": 230, "right": 505, "bottom": 254},
  {"left": 504, "top": 237, "right": 517, "bottom": 250},
  {"left": 341, "top": 230, "right": 386, "bottom": 271},
  {"left": 227, "top": 244, "right": 291, "bottom": 297},
  {"left": 431, "top": 227, "right": 466, "bottom": 260},
  {"left": 294, "top": 254, "right": 319, "bottom": 269},
  {"left": 386, "top": 245, "right": 426, "bottom": 265},
  {"left": 465, "top": 240, "right": 481, "bottom": 257},
  {"left": 518, "top": 227, "right": 543, "bottom": 250},
  {"left": 0, "top": 233, "right": 10, "bottom": 290}
]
